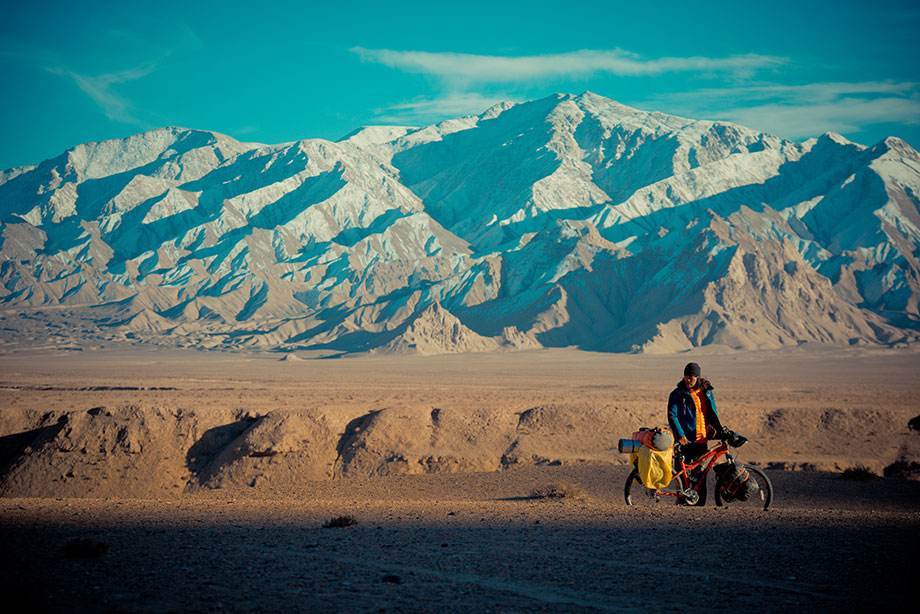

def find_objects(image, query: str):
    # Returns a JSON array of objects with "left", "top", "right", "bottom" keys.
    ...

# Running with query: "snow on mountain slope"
[{"left": 1, "top": 93, "right": 918, "bottom": 353}]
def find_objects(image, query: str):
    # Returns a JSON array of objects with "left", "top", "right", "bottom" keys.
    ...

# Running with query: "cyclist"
[{"left": 667, "top": 362, "right": 724, "bottom": 463}]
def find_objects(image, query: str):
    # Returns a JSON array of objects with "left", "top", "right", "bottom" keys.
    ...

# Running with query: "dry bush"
[
  {"left": 528, "top": 482, "right": 588, "bottom": 501},
  {"left": 322, "top": 515, "right": 358, "bottom": 528},
  {"left": 839, "top": 465, "right": 878, "bottom": 481},
  {"left": 884, "top": 459, "right": 920, "bottom": 480}
]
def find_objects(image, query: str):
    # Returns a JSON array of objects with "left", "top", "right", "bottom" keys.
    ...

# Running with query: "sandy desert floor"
[{"left": 1, "top": 345, "right": 918, "bottom": 611}]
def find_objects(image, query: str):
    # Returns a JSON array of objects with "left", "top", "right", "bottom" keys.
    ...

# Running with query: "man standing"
[{"left": 667, "top": 362, "right": 723, "bottom": 462}]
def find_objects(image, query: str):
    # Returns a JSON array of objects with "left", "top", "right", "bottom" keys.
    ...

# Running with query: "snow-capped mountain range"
[{"left": 1, "top": 92, "right": 918, "bottom": 353}]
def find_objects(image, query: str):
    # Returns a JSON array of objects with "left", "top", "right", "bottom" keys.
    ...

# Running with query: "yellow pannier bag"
[{"left": 629, "top": 445, "right": 674, "bottom": 490}]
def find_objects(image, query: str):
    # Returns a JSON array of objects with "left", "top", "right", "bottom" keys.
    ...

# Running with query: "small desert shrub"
[
  {"left": 528, "top": 482, "right": 588, "bottom": 500},
  {"left": 322, "top": 515, "right": 358, "bottom": 528},
  {"left": 884, "top": 459, "right": 920, "bottom": 480},
  {"left": 839, "top": 465, "right": 878, "bottom": 481}
]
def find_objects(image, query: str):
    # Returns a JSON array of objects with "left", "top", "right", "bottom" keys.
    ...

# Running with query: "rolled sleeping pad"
[
  {"left": 618, "top": 439, "right": 643, "bottom": 454},
  {"left": 630, "top": 429, "right": 675, "bottom": 452},
  {"left": 650, "top": 430, "right": 674, "bottom": 451}
]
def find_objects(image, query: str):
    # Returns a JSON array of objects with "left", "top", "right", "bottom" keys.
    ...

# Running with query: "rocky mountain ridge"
[{"left": 1, "top": 92, "right": 918, "bottom": 354}]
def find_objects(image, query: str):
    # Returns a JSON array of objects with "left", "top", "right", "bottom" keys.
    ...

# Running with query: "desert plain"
[{"left": 0, "top": 344, "right": 918, "bottom": 612}]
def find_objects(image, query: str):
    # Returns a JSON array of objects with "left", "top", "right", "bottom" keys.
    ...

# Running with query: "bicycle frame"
[{"left": 653, "top": 440, "right": 731, "bottom": 500}]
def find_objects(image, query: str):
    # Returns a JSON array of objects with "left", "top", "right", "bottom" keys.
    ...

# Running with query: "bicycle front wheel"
[{"left": 714, "top": 463, "right": 773, "bottom": 511}]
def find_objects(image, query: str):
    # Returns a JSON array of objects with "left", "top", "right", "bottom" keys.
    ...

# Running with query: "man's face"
[{"left": 683, "top": 374, "right": 698, "bottom": 388}]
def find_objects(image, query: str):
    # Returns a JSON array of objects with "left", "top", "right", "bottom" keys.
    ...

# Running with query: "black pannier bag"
[{"left": 714, "top": 462, "right": 759, "bottom": 502}]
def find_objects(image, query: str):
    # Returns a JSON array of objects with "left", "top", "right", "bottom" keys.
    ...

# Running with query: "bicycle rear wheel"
[
  {"left": 714, "top": 463, "right": 773, "bottom": 511},
  {"left": 624, "top": 467, "right": 685, "bottom": 507}
]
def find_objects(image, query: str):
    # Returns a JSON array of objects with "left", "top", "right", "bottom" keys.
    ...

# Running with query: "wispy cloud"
[
  {"left": 351, "top": 47, "right": 785, "bottom": 86},
  {"left": 719, "top": 97, "right": 920, "bottom": 139},
  {"left": 649, "top": 80, "right": 917, "bottom": 105},
  {"left": 646, "top": 80, "right": 920, "bottom": 139},
  {"left": 37, "top": 23, "right": 201, "bottom": 127},
  {"left": 355, "top": 46, "right": 785, "bottom": 128},
  {"left": 48, "top": 62, "right": 158, "bottom": 125},
  {"left": 371, "top": 92, "right": 515, "bottom": 125}
]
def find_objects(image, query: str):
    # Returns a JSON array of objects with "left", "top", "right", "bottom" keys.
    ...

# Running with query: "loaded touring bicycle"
[{"left": 622, "top": 428, "right": 773, "bottom": 510}]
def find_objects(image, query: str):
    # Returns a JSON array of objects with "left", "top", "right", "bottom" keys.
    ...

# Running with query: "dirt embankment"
[{"left": 1, "top": 402, "right": 917, "bottom": 498}]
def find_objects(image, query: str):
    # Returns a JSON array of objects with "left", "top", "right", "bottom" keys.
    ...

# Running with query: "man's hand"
[{"left": 679, "top": 437, "right": 689, "bottom": 446}]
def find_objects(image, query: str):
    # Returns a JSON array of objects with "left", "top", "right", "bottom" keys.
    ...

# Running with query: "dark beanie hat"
[{"left": 684, "top": 362, "right": 701, "bottom": 377}]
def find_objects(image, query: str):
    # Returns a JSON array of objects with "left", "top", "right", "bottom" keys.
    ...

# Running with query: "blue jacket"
[{"left": 668, "top": 379, "right": 722, "bottom": 441}]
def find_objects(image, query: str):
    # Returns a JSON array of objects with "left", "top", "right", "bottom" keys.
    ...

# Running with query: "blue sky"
[{"left": 2, "top": 0, "right": 918, "bottom": 169}]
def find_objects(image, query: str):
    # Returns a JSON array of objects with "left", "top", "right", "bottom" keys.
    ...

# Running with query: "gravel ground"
[{"left": 2, "top": 465, "right": 917, "bottom": 612}]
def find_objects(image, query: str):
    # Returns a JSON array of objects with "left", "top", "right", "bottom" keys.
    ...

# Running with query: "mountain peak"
[
  {"left": 479, "top": 100, "right": 518, "bottom": 120},
  {"left": 818, "top": 131, "right": 860, "bottom": 147},
  {"left": 879, "top": 135, "right": 918, "bottom": 156},
  {"left": 574, "top": 90, "right": 621, "bottom": 104},
  {"left": 339, "top": 125, "right": 416, "bottom": 146},
  {"left": 377, "top": 302, "right": 500, "bottom": 355}
]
